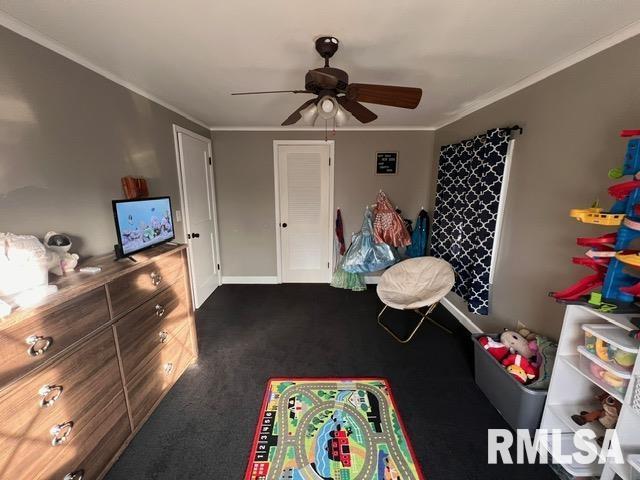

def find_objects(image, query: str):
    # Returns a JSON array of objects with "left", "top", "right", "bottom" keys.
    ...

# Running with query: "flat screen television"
[{"left": 112, "top": 196, "right": 175, "bottom": 257}]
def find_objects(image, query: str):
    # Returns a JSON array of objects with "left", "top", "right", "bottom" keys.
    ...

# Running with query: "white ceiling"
[{"left": 1, "top": 0, "right": 640, "bottom": 129}]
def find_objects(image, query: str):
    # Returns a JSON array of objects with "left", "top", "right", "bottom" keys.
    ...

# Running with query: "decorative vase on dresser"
[{"left": 0, "top": 243, "right": 197, "bottom": 480}]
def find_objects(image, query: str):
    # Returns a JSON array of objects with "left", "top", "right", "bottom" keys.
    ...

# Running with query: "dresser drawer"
[
  {"left": 36, "top": 391, "right": 131, "bottom": 480},
  {"left": 127, "top": 324, "right": 193, "bottom": 428},
  {"left": 0, "top": 328, "right": 123, "bottom": 479},
  {"left": 108, "top": 251, "right": 184, "bottom": 318},
  {"left": 116, "top": 280, "right": 189, "bottom": 381},
  {"left": 0, "top": 287, "right": 110, "bottom": 387}
]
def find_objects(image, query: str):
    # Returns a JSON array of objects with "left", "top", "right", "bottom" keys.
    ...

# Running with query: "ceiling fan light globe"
[
  {"left": 317, "top": 96, "right": 338, "bottom": 120},
  {"left": 300, "top": 103, "right": 318, "bottom": 125},
  {"left": 334, "top": 105, "right": 350, "bottom": 126}
]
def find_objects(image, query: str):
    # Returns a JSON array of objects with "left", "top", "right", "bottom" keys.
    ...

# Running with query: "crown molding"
[
  {"left": 3, "top": 8, "right": 638, "bottom": 134},
  {"left": 0, "top": 10, "right": 211, "bottom": 130},
  {"left": 432, "top": 19, "right": 640, "bottom": 130},
  {"left": 210, "top": 126, "right": 435, "bottom": 131}
]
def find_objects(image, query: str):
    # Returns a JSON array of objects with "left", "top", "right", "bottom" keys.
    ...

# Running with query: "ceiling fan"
[{"left": 231, "top": 36, "right": 422, "bottom": 126}]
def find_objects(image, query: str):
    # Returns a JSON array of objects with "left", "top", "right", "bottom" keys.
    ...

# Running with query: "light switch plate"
[{"left": 175, "top": 209, "right": 182, "bottom": 222}]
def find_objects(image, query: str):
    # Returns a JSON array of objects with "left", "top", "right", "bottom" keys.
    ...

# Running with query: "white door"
[
  {"left": 276, "top": 143, "right": 332, "bottom": 283},
  {"left": 176, "top": 128, "right": 220, "bottom": 307}
]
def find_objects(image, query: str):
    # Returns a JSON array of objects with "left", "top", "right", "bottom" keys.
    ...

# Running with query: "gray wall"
[
  {"left": 433, "top": 34, "right": 640, "bottom": 340},
  {"left": 212, "top": 131, "right": 435, "bottom": 277},
  {"left": 0, "top": 26, "right": 209, "bottom": 255},
  {"left": 5, "top": 19, "right": 638, "bottom": 340}
]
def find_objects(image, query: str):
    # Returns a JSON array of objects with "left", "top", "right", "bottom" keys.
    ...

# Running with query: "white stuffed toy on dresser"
[
  {"left": 44, "top": 231, "right": 79, "bottom": 276},
  {"left": 0, "top": 233, "right": 49, "bottom": 296}
]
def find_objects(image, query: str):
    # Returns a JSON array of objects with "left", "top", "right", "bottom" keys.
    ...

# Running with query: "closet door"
[{"left": 276, "top": 143, "right": 332, "bottom": 283}]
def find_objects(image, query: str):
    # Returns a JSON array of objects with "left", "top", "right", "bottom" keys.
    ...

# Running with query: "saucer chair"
[{"left": 376, "top": 257, "right": 455, "bottom": 343}]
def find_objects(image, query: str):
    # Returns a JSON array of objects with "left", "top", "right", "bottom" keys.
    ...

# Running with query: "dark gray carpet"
[{"left": 105, "top": 284, "right": 556, "bottom": 479}]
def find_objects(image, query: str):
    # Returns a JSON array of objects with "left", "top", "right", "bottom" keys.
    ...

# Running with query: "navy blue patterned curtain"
[{"left": 430, "top": 128, "right": 510, "bottom": 315}]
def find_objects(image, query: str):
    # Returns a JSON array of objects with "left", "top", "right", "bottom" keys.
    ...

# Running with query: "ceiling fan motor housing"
[
  {"left": 315, "top": 36, "right": 339, "bottom": 59},
  {"left": 305, "top": 67, "right": 349, "bottom": 93}
]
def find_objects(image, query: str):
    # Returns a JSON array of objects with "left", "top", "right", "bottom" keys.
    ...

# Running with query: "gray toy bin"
[{"left": 472, "top": 333, "right": 547, "bottom": 432}]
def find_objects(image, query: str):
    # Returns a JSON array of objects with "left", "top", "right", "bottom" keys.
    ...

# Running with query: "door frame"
[
  {"left": 273, "top": 140, "right": 335, "bottom": 284},
  {"left": 172, "top": 124, "right": 222, "bottom": 305}
]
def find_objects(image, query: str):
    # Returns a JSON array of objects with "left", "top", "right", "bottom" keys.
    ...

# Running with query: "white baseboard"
[
  {"left": 440, "top": 297, "right": 483, "bottom": 334},
  {"left": 221, "top": 276, "right": 279, "bottom": 284}
]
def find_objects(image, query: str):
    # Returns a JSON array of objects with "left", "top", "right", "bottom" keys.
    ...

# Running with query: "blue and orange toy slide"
[{"left": 551, "top": 130, "right": 640, "bottom": 312}]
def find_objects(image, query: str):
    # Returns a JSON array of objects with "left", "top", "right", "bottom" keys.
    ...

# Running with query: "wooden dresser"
[{"left": 0, "top": 244, "right": 197, "bottom": 480}]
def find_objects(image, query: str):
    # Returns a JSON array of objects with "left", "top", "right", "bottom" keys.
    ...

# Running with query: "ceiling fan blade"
[
  {"left": 337, "top": 97, "right": 378, "bottom": 124},
  {"left": 281, "top": 99, "right": 317, "bottom": 126},
  {"left": 346, "top": 83, "right": 422, "bottom": 109},
  {"left": 307, "top": 70, "right": 339, "bottom": 89},
  {"left": 231, "top": 90, "right": 312, "bottom": 95}
]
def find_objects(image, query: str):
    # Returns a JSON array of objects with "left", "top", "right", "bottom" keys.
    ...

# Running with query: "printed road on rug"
[{"left": 245, "top": 378, "right": 424, "bottom": 480}]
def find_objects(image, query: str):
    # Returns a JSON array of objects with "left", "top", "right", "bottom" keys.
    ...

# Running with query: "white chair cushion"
[{"left": 376, "top": 257, "right": 455, "bottom": 310}]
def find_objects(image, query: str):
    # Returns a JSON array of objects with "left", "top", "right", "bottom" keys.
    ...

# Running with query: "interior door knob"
[
  {"left": 192, "top": 233, "right": 200, "bottom": 238},
  {"left": 282, "top": 223, "right": 287, "bottom": 228}
]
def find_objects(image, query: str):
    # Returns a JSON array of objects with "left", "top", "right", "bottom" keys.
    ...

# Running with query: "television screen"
[{"left": 113, "top": 197, "right": 175, "bottom": 256}]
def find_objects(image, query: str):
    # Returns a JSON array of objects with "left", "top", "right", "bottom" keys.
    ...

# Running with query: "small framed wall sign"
[{"left": 376, "top": 152, "right": 398, "bottom": 175}]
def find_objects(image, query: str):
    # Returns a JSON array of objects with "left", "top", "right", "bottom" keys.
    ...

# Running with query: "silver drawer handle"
[
  {"left": 159, "top": 331, "right": 168, "bottom": 343},
  {"left": 63, "top": 470, "right": 84, "bottom": 480},
  {"left": 155, "top": 304, "right": 165, "bottom": 317},
  {"left": 150, "top": 271, "right": 162, "bottom": 286},
  {"left": 50, "top": 421, "right": 74, "bottom": 446},
  {"left": 26, "top": 335, "right": 53, "bottom": 357},
  {"left": 38, "top": 384, "right": 63, "bottom": 408},
  {"left": 164, "top": 362, "right": 174, "bottom": 374}
]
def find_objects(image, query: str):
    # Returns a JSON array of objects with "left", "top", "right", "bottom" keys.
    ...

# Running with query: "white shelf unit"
[{"left": 540, "top": 305, "right": 640, "bottom": 479}]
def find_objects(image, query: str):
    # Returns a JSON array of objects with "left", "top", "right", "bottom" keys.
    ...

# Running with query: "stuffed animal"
[
  {"left": 44, "top": 231, "right": 79, "bottom": 276},
  {"left": 500, "top": 330, "right": 534, "bottom": 359},
  {"left": 478, "top": 336, "right": 509, "bottom": 361},
  {"left": 528, "top": 338, "right": 541, "bottom": 368},
  {"left": 599, "top": 394, "right": 622, "bottom": 429},
  {"left": 502, "top": 353, "right": 537, "bottom": 384},
  {"left": 571, "top": 393, "right": 621, "bottom": 431},
  {"left": 518, "top": 328, "right": 537, "bottom": 342}
]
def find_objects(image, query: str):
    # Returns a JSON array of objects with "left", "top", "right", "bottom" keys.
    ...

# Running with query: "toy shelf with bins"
[
  {"left": 626, "top": 455, "right": 640, "bottom": 479},
  {"left": 540, "top": 305, "right": 640, "bottom": 479}
]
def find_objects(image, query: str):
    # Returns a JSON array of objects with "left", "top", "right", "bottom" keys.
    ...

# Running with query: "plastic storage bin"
[
  {"left": 577, "top": 345, "right": 632, "bottom": 400},
  {"left": 583, "top": 323, "right": 639, "bottom": 371},
  {"left": 473, "top": 334, "right": 547, "bottom": 432}
]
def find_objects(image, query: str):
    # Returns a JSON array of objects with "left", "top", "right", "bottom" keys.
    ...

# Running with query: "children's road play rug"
[{"left": 244, "top": 378, "right": 424, "bottom": 480}]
